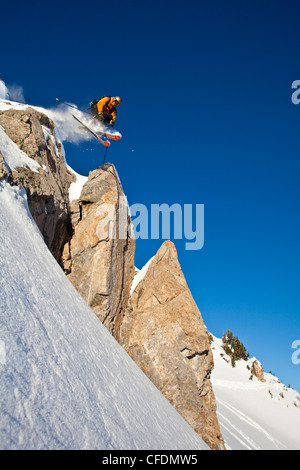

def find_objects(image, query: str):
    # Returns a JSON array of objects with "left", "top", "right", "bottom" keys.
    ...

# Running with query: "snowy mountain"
[
  {"left": 211, "top": 336, "right": 300, "bottom": 450},
  {"left": 1, "top": 92, "right": 299, "bottom": 451},
  {"left": 0, "top": 180, "right": 208, "bottom": 450},
  {"left": 0, "top": 95, "right": 223, "bottom": 449}
]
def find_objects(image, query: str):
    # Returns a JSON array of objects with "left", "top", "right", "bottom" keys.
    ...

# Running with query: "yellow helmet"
[{"left": 113, "top": 96, "right": 122, "bottom": 105}]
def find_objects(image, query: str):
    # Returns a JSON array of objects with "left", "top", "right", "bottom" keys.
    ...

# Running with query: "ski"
[
  {"left": 95, "top": 127, "right": 121, "bottom": 141},
  {"left": 85, "top": 114, "right": 122, "bottom": 141},
  {"left": 72, "top": 115, "right": 110, "bottom": 147}
]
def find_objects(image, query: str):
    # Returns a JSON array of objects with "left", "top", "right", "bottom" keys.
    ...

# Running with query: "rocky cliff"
[
  {"left": 120, "top": 241, "right": 225, "bottom": 450},
  {"left": 0, "top": 107, "right": 75, "bottom": 261},
  {"left": 61, "top": 164, "right": 135, "bottom": 338},
  {"left": 0, "top": 104, "right": 224, "bottom": 450}
]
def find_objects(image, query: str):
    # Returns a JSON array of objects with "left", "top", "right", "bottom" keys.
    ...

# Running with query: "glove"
[{"left": 110, "top": 120, "right": 114, "bottom": 127}]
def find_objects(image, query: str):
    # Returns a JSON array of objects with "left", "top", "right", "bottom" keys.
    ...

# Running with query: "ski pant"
[{"left": 97, "top": 112, "right": 113, "bottom": 126}]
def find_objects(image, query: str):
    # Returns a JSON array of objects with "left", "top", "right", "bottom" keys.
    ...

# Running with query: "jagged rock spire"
[{"left": 120, "top": 241, "right": 225, "bottom": 450}]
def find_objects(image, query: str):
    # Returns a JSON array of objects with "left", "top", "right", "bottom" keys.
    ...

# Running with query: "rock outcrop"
[
  {"left": 120, "top": 241, "right": 225, "bottom": 450},
  {"left": 250, "top": 359, "right": 266, "bottom": 382},
  {"left": 62, "top": 164, "right": 136, "bottom": 338},
  {"left": 0, "top": 108, "right": 75, "bottom": 261}
]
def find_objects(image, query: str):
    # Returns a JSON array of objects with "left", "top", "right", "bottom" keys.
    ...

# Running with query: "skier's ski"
[
  {"left": 84, "top": 116, "right": 121, "bottom": 141},
  {"left": 72, "top": 114, "right": 110, "bottom": 147},
  {"left": 95, "top": 127, "right": 121, "bottom": 141}
]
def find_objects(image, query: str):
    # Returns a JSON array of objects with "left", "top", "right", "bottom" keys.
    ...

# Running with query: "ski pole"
[
  {"left": 103, "top": 145, "right": 108, "bottom": 165},
  {"left": 55, "top": 98, "right": 91, "bottom": 116}
]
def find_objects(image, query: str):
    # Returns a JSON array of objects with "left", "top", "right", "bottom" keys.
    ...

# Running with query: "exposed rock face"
[
  {"left": 120, "top": 241, "right": 225, "bottom": 450},
  {"left": 0, "top": 149, "right": 9, "bottom": 180},
  {"left": 0, "top": 108, "right": 75, "bottom": 261},
  {"left": 250, "top": 359, "right": 266, "bottom": 382},
  {"left": 62, "top": 164, "right": 135, "bottom": 338}
]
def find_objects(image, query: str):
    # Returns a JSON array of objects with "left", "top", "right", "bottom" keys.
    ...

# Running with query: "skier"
[{"left": 91, "top": 96, "right": 122, "bottom": 127}]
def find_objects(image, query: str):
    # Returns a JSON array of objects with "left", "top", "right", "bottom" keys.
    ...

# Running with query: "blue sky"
[{"left": 1, "top": 0, "right": 300, "bottom": 391}]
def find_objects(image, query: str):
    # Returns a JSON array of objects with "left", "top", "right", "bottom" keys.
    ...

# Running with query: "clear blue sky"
[{"left": 1, "top": 0, "right": 300, "bottom": 391}]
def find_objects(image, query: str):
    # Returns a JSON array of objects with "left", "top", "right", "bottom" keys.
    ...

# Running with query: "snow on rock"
[
  {"left": 0, "top": 125, "right": 41, "bottom": 173},
  {"left": 67, "top": 166, "right": 88, "bottom": 203},
  {"left": 0, "top": 180, "right": 208, "bottom": 450},
  {"left": 0, "top": 97, "right": 35, "bottom": 112},
  {"left": 130, "top": 257, "right": 155, "bottom": 295},
  {"left": 211, "top": 336, "right": 300, "bottom": 450},
  {"left": 42, "top": 125, "right": 60, "bottom": 158}
]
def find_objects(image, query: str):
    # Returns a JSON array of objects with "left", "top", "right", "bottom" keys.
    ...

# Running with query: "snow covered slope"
[
  {"left": 0, "top": 181, "right": 208, "bottom": 450},
  {"left": 211, "top": 336, "right": 300, "bottom": 450}
]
